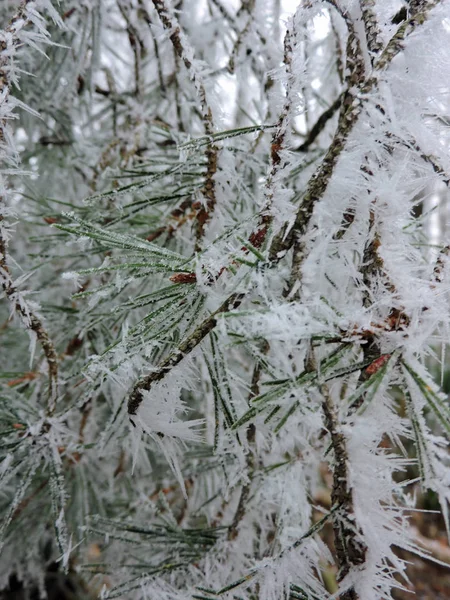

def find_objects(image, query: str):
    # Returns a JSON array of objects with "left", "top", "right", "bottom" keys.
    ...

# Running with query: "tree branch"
[
  {"left": 152, "top": 0, "right": 218, "bottom": 246},
  {"left": 359, "top": 0, "right": 383, "bottom": 60},
  {"left": 128, "top": 292, "right": 243, "bottom": 416},
  {"left": 270, "top": 0, "right": 441, "bottom": 276},
  {"left": 0, "top": 0, "right": 59, "bottom": 414},
  {"left": 312, "top": 347, "right": 367, "bottom": 600},
  {"left": 295, "top": 95, "right": 343, "bottom": 153}
]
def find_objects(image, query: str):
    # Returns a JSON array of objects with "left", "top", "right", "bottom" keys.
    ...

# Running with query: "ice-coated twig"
[
  {"left": 128, "top": 292, "right": 243, "bottom": 416},
  {"left": 270, "top": 0, "right": 441, "bottom": 275},
  {"left": 295, "top": 94, "right": 343, "bottom": 153},
  {"left": 359, "top": 0, "right": 383, "bottom": 60},
  {"left": 0, "top": 0, "right": 59, "bottom": 414},
  {"left": 152, "top": 0, "right": 218, "bottom": 246}
]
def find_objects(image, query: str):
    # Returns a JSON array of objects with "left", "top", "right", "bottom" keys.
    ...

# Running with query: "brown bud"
[{"left": 169, "top": 272, "right": 197, "bottom": 284}]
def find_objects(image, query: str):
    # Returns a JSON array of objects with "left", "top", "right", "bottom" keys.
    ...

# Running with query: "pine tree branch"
[
  {"left": 330, "top": 10, "right": 345, "bottom": 84},
  {"left": 126, "top": 0, "right": 443, "bottom": 422},
  {"left": 374, "top": 0, "right": 441, "bottom": 71},
  {"left": 270, "top": 0, "right": 441, "bottom": 273},
  {"left": 260, "top": 18, "right": 296, "bottom": 231},
  {"left": 280, "top": 1, "right": 367, "bottom": 291},
  {"left": 359, "top": 0, "right": 384, "bottom": 60},
  {"left": 294, "top": 95, "right": 343, "bottom": 153},
  {"left": 138, "top": 0, "right": 166, "bottom": 94},
  {"left": 312, "top": 347, "right": 367, "bottom": 600},
  {"left": 227, "top": 342, "right": 268, "bottom": 541},
  {"left": 226, "top": 423, "right": 254, "bottom": 541},
  {"left": 151, "top": 0, "right": 218, "bottom": 246},
  {"left": 128, "top": 292, "right": 243, "bottom": 416},
  {"left": 0, "top": 0, "right": 59, "bottom": 414},
  {"left": 117, "top": 0, "right": 147, "bottom": 99},
  {"left": 127, "top": 19, "right": 303, "bottom": 413}
]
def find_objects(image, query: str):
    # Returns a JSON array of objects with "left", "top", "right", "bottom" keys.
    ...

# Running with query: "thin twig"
[
  {"left": 295, "top": 95, "right": 343, "bottom": 152},
  {"left": 0, "top": 0, "right": 59, "bottom": 414},
  {"left": 281, "top": 1, "right": 367, "bottom": 293},
  {"left": 270, "top": 0, "right": 440, "bottom": 275},
  {"left": 227, "top": 341, "right": 268, "bottom": 541},
  {"left": 151, "top": 0, "right": 218, "bottom": 246},
  {"left": 359, "top": 0, "right": 383, "bottom": 60},
  {"left": 117, "top": 0, "right": 146, "bottom": 99},
  {"left": 311, "top": 346, "right": 367, "bottom": 600},
  {"left": 128, "top": 293, "right": 243, "bottom": 416}
]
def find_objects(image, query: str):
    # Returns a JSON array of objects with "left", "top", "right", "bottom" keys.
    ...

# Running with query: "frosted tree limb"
[
  {"left": 127, "top": 0, "right": 444, "bottom": 421},
  {"left": 127, "top": 16, "right": 303, "bottom": 418},
  {"left": 0, "top": 0, "right": 59, "bottom": 414},
  {"left": 227, "top": 0, "right": 267, "bottom": 74},
  {"left": 128, "top": 292, "right": 243, "bottom": 416},
  {"left": 295, "top": 94, "right": 343, "bottom": 153},
  {"left": 271, "top": 0, "right": 441, "bottom": 274},
  {"left": 359, "top": 0, "right": 383, "bottom": 59},
  {"left": 117, "top": 0, "right": 147, "bottom": 100},
  {"left": 318, "top": 363, "right": 367, "bottom": 600},
  {"left": 255, "top": 16, "right": 299, "bottom": 249},
  {"left": 227, "top": 342, "right": 268, "bottom": 541},
  {"left": 374, "top": 0, "right": 441, "bottom": 72},
  {"left": 152, "top": 0, "right": 218, "bottom": 246},
  {"left": 281, "top": 0, "right": 366, "bottom": 292}
]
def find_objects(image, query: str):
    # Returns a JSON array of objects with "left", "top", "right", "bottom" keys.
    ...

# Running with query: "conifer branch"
[
  {"left": 310, "top": 346, "right": 367, "bottom": 600},
  {"left": 126, "top": 10, "right": 303, "bottom": 416},
  {"left": 320, "top": 379, "right": 367, "bottom": 599},
  {"left": 117, "top": 0, "right": 146, "bottom": 99},
  {"left": 227, "top": 343, "right": 268, "bottom": 541},
  {"left": 226, "top": 1, "right": 267, "bottom": 75},
  {"left": 259, "top": 17, "right": 297, "bottom": 237},
  {"left": 359, "top": 0, "right": 384, "bottom": 60},
  {"left": 2, "top": 1, "right": 449, "bottom": 595},
  {"left": 374, "top": 0, "right": 441, "bottom": 72},
  {"left": 152, "top": 0, "right": 218, "bottom": 245},
  {"left": 295, "top": 95, "right": 343, "bottom": 153},
  {"left": 128, "top": 292, "right": 243, "bottom": 416},
  {"left": 0, "top": 0, "right": 59, "bottom": 414},
  {"left": 281, "top": 1, "right": 367, "bottom": 289},
  {"left": 270, "top": 0, "right": 441, "bottom": 274}
]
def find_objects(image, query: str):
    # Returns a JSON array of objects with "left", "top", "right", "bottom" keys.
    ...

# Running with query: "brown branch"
[
  {"left": 137, "top": 0, "right": 166, "bottom": 93},
  {"left": 227, "top": 422, "right": 255, "bottom": 541},
  {"left": 374, "top": 0, "right": 440, "bottom": 72},
  {"left": 330, "top": 11, "right": 345, "bottom": 84},
  {"left": 279, "top": 3, "right": 367, "bottom": 293},
  {"left": 247, "top": 18, "right": 299, "bottom": 256},
  {"left": 295, "top": 95, "right": 343, "bottom": 153},
  {"left": 151, "top": 0, "right": 218, "bottom": 246},
  {"left": 117, "top": 0, "right": 146, "bottom": 99},
  {"left": 11, "top": 478, "right": 49, "bottom": 521},
  {"left": 311, "top": 347, "right": 367, "bottom": 600},
  {"left": 270, "top": 0, "right": 440, "bottom": 278},
  {"left": 128, "top": 293, "right": 243, "bottom": 416},
  {"left": 208, "top": 0, "right": 234, "bottom": 22},
  {"left": 400, "top": 136, "right": 450, "bottom": 187},
  {"left": 227, "top": 341, "right": 268, "bottom": 541},
  {"left": 0, "top": 0, "right": 59, "bottom": 414},
  {"left": 226, "top": 4, "right": 267, "bottom": 75},
  {"left": 359, "top": 0, "right": 384, "bottom": 60},
  {"left": 432, "top": 245, "right": 450, "bottom": 286}
]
